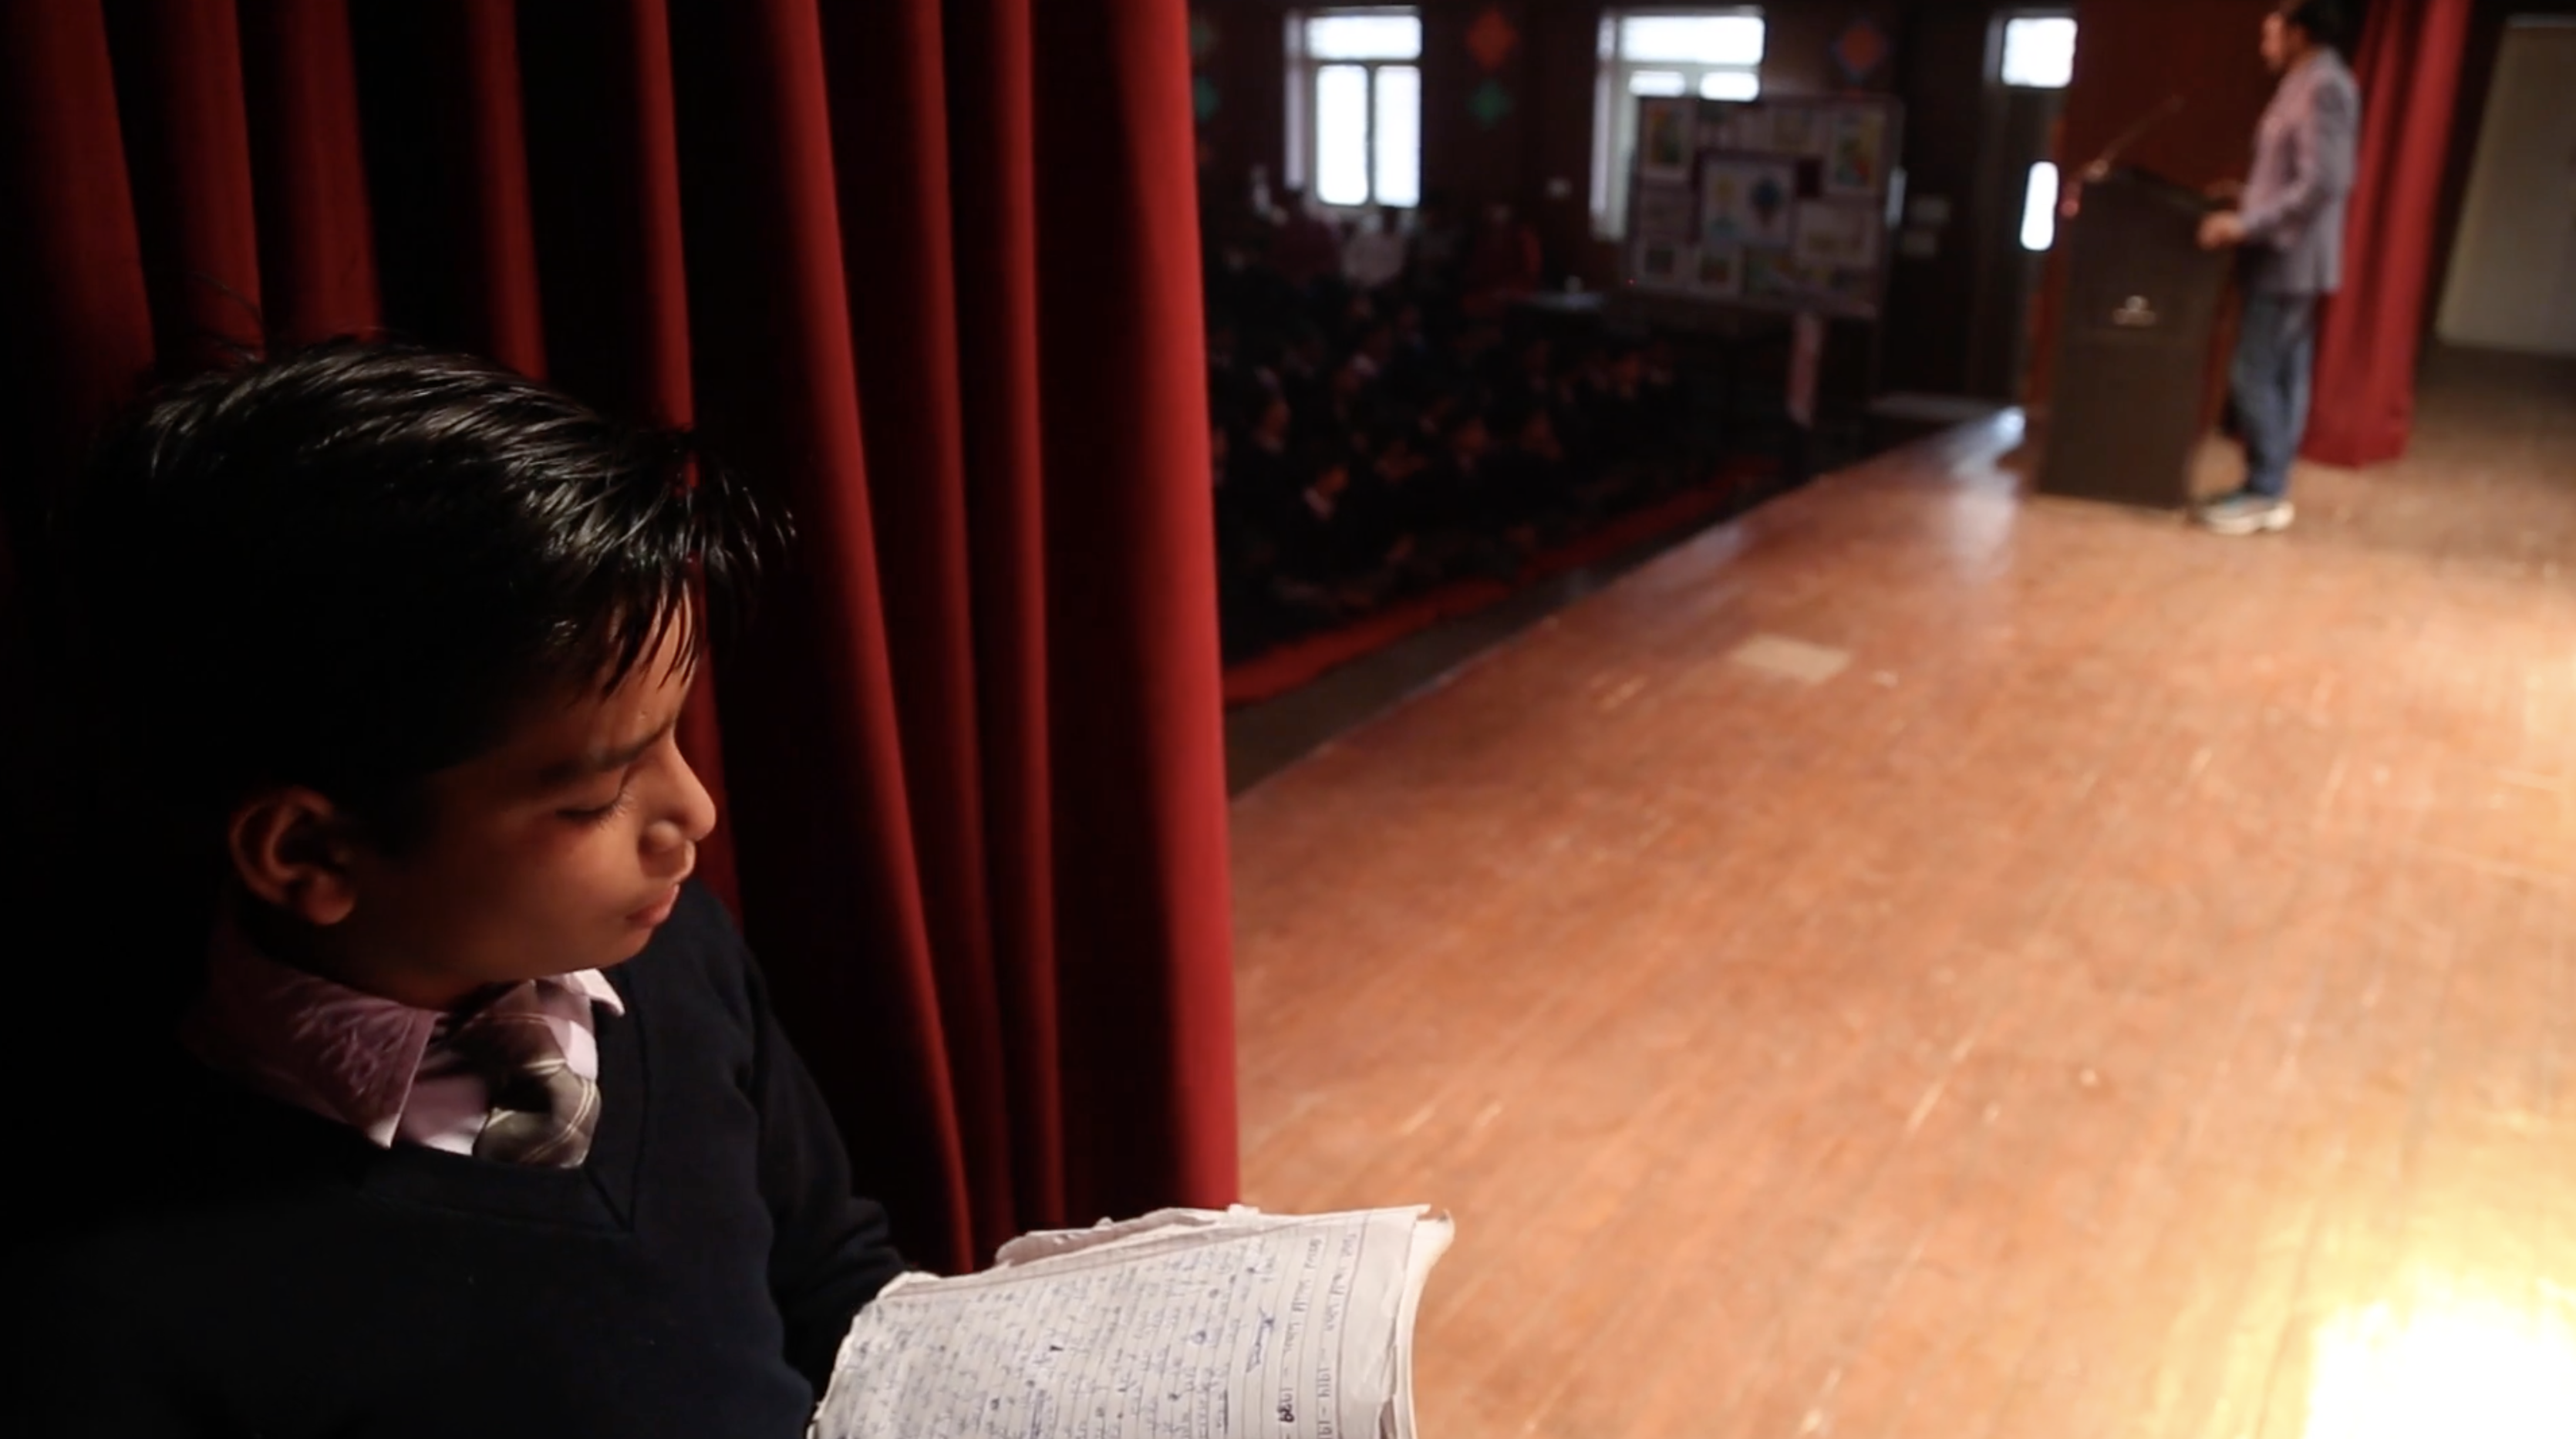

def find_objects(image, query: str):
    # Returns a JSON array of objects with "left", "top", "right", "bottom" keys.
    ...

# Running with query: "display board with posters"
[{"left": 1622, "top": 94, "right": 1903, "bottom": 321}]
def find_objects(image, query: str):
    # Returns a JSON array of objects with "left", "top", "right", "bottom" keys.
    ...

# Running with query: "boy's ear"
[{"left": 225, "top": 787, "right": 361, "bottom": 926}]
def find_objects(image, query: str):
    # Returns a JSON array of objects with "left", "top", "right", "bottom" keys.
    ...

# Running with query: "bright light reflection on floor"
[{"left": 2305, "top": 1291, "right": 2576, "bottom": 1439}]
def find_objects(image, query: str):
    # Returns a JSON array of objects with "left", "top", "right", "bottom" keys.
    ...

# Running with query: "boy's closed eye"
[
  {"left": 558, "top": 781, "right": 636, "bottom": 827},
  {"left": 540, "top": 711, "right": 682, "bottom": 826}
]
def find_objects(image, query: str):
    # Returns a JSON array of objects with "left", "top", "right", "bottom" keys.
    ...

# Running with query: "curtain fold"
[
  {"left": 238, "top": 0, "right": 379, "bottom": 343},
  {"left": 0, "top": 2, "right": 153, "bottom": 510},
  {"left": 2301, "top": 0, "right": 2473, "bottom": 467},
  {"left": 103, "top": 0, "right": 265, "bottom": 370},
  {"left": 815, "top": 0, "right": 1021, "bottom": 1254},
  {"left": 1029, "top": 0, "right": 1238, "bottom": 1222},
  {"left": 947, "top": 0, "right": 1073, "bottom": 1233},
  {"left": 0, "top": 0, "right": 1237, "bottom": 1274}
]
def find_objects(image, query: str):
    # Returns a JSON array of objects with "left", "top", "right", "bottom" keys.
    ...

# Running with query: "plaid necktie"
[{"left": 450, "top": 981, "right": 600, "bottom": 1168}]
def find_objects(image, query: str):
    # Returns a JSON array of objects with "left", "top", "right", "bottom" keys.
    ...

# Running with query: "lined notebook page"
[{"left": 811, "top": 1207, "right": 1449, "bottom": 1439}]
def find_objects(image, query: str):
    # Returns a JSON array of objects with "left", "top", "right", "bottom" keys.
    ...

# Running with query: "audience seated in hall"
[{"left": 1205, "top": 197, "right": 1715, "bottom": 666}]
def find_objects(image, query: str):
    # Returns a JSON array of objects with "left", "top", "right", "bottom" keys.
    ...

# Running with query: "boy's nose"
[{"left": 654, "top": 750, "right": 720, "bottom": 851}]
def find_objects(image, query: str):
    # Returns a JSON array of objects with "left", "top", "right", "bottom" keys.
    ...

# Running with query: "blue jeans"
[{"left": 2230, "top": 291, "right": 2318, "bottom": 500}]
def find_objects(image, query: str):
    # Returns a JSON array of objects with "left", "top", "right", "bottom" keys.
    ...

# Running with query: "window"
[
  {"left": 1593, "top": 10, "right": 1766, "bottom": 238},
  {"left": 2020, "top": 160, "right": 2059, "bottom": 251},
  {"left": 1287, "top": 11, "right": 1422, "bottom": 210},
  {"left": 1999, "top": 14, "right": 2076, "bottom": 89}
]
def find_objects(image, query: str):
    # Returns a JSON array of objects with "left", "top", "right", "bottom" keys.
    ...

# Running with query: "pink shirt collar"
[{"left": 181, "top": 916, "right": 624, "bottom": 1149}]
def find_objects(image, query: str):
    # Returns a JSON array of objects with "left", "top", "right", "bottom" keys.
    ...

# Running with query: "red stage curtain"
[
  {"left": 0, "top": 0, "right": 1238, "bottom": 1273},
  {"left": 2302, "top": 0, "right": 2474, "bottom": 466}
]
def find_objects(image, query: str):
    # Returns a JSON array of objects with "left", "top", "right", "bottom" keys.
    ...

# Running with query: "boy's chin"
[
  {"left": 602, "top": 907, "right": 677, "bottom": 964},
  {"left": 496, "top": 929, "right": 653, "bottom": 986}
]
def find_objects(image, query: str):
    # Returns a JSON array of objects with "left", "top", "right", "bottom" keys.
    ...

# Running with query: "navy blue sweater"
[{"left": 7, "top": 885, "right": 908, "bottom": 1437}]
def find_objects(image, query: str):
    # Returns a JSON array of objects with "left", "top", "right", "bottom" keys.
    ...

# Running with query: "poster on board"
[
  {"left": 1766, "top": 105, "right": 1828, "bottom": 161},
  {"left": 1715, "top": 106, "right": 1774, "bottom": 153},
  {"left": 1792, "top": 199, "right": 1880, "bottom": 271},
  {"left": 1698, "top": 157, "right": 1797, "bottom": 250},
  {"left": 1630, "top": 236, "right": 1690, "bottom": 289},
  {"left": 1693, "top": 243, "right": 1745, "bottom": 298},
  {"left": 1618, "top": 93, "right": 1900, "bottom": 319},
  {"left": 1745, "top": 249, "right": 1829, "bottom": 305},
  {"left": 1632, "top": 180, "right": 1695, "bottom": 244},
  {"left": 1637, "top": 99, "right": 1694, "bottom": 182},
  {"left": 1826, "top": 106, "right": 1890, "bottom": 197}
]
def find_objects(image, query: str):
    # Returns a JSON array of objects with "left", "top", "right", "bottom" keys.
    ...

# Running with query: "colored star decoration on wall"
[{"left": 1466, "top": 8, "right": 1518, "bottom": 72}]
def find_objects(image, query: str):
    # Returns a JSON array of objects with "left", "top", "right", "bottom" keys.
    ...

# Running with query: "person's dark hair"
[
  {"left": 1440, "top": 405, "right": 1490, "bottom": 444},
  {"left": 2277, "top": 0, "right": 2348, "bottom": 50},
  {"left": 66, "top": 341, "right": 784, "bottom": 853},
  {"left": 1299, "top": 437, "right": 1357, "bottom": 474}
]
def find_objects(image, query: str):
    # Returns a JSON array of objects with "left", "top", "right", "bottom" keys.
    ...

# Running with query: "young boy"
[{"left": 7, "top": 344, "right": 909, "bottom": 1437}]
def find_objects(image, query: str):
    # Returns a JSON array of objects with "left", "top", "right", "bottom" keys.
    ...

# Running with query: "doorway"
[
  {"left": 2436, "top": 17, "right": 2576, "bottom": 356},
  {"left": 1966, "top": 12, "right": 2077, "bottom": 401}
]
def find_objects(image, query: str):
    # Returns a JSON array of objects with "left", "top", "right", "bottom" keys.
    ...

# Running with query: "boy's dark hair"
[
  {"left": 68, "top": 341, "right": 782, "bottom": 850},
  {"left": 2278, "top": 0, "right": 2348, "bottom": 49}
]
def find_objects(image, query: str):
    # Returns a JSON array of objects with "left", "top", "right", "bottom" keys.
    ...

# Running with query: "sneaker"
[{"left": 2198, "top": 492, "right": 2294, "bottom": 536}]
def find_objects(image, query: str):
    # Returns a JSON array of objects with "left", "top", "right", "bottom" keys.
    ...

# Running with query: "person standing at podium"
[{"left": 2193, "top": 0, "right": 2359, "bottom": 537}]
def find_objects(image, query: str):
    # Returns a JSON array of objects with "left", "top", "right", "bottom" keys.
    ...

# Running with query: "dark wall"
[
  {"left": 1192, "top": 4, "right": 1288, "bottom": 214},
  {"left": 1881, "top": 4, "right": 2014, "bottom": 397},
  {"left": 1418, "top": 3, "right": 1530, "bottom": 211},
  {"left": 2026, "top": 0, "right": 2285, "bottom": 411},
  {"left": 2057, "top": 0, "right": 2281, "bottom": 190}
]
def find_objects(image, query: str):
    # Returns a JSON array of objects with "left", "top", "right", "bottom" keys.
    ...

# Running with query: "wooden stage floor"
[{"left": 1229, "top": 348, "right": 2576, "bottom": 1439}]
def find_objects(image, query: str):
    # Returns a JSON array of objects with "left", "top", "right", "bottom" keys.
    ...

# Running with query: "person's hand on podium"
[{"left": 2197, "top": 211, "right": 2247, "bottom": 250}]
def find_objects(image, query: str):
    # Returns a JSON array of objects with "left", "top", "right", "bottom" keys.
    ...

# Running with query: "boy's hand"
[{"left": 2197, "top": 211, "right": 2247, "bottom": 250}]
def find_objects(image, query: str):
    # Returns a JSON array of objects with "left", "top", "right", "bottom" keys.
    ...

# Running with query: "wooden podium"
[{"left": 2035, "top": 167, "right": 2232, "bottom": 509}]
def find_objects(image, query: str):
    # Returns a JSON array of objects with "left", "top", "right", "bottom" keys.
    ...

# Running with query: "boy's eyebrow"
[{"left": 541, "top": 711, "right": 683, "bottom": 787}]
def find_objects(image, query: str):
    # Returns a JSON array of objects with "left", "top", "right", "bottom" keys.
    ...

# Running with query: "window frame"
[
  {"left": 1995, "top": 10, "right": 2078, "bottom": 91},
  {"left": 1592, "top": 7, "right": 1768, "bottom": 240},
  {"left": 1285, "top": 8, "right": 1424, "bottom": 213}
]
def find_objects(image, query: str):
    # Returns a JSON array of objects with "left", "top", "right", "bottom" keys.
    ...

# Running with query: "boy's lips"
[{"left": 628, "top": 882, "right": 684, "bottom": 927}]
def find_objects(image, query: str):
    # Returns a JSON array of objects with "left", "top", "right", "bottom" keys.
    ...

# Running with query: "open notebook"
[{"left": 811, "top": 1205, "right": 1454, "bottom": 1439}]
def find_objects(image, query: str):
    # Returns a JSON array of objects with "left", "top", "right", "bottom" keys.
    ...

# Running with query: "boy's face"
[{"left": 303, "top": 619, "right": 715, "bottom": 1007}]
